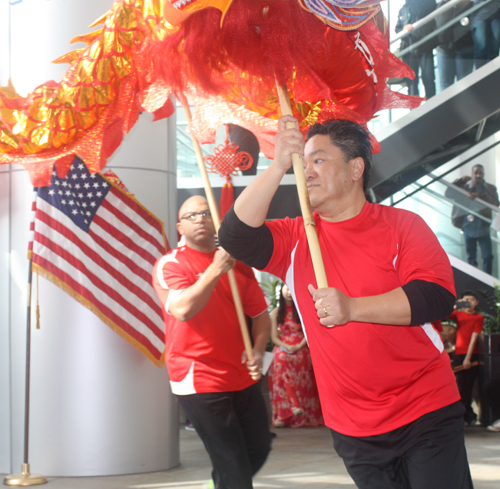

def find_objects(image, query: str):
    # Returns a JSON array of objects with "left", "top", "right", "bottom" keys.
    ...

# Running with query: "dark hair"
[
  {"left": 462, "top": 290, "right": 478, "bottom": 301},
  {"left": 305, "top": 119, "right": 372, "bottom": 194},
  {"left": 472, "top": 164, "right": 484, "bottom": 170},
  {"left": 276, "top": 286, "right": 300, "bottom": 326}
]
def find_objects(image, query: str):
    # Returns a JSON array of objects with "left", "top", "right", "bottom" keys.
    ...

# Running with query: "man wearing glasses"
[{"left": 152, "top": 195, "right": 272, "bottom": 489}]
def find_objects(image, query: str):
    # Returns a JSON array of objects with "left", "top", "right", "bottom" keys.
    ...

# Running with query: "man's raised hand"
[{"left": 273, "top": 115, "right": 305, "bottom": 173}]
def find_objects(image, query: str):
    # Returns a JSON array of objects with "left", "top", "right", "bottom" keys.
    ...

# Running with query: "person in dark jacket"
[
  {"left": 395, "top": 0, "right": 438, "bottom": 98},
  {"left": 436, "top": 0, "right": 475, "bottom": 91},
  {"left": 452, "top": 164, "right": 499, "bottom": 274}
]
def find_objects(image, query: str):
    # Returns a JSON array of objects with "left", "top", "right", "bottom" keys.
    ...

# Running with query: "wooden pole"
[
  {"left": 179, "top": 94, "right": 255, "bottom": 364},
  {"left": 453, "top": 360, "right": 479, "bottom": 372},
  {"left": 275, "top": 83, "right": 328, "bottom": 289}
]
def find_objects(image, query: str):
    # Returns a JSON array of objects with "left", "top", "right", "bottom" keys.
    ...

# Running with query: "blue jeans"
[
  {"left": 464, "top": 232, "right": 493, "bottom": 274},
  {"left": 437, "top": 48, "right": 474, "bottom": 92},
  {"left": 472, "top": 9, "right": 500, "bottom": 69},
  {"left": 178, "top": 383, "right": 271, "bottom": 489}
]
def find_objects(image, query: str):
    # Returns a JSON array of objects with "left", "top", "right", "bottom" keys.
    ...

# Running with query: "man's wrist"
[
  {"left": 206, "top": 262, "right": 225, "bottom": 279},
  {"left": 269, "top": 160, "right": 290, "bottom": 177}
]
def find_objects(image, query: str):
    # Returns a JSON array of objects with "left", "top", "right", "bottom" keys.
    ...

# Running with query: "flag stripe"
[
  {"left": 33, "top": 234, "right": 165, "bottom": 350},
  {"left": 93, "top": 212, "right": 158, "bottom": 265},
  {"left": 90, "top": 216, "right": 159, "bottom": 278},
  {"left": 87, "top": 226, "right": 154, "bottom": 284},
  {"left": 34, "top": 213, "right": 163, "bottom": 325},
  {"left": 103, "top": 190, "right": 165, "bottom": 254},
  {"left": 33, "top": 230, "right": 164, "bottom": 343},
  {"left": 108, "top": 186, "right": 166, "bottom": 243},
  {"left": 32, "top": 254, "right": 162, "bottom": 359},
  {"left": 28, "top": 190, "right": 38, "bottom": 254}
]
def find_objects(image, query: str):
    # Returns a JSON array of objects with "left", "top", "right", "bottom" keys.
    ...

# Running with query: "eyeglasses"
[{"left": 180, "top": 210, "right": 212, "bottom": 221}]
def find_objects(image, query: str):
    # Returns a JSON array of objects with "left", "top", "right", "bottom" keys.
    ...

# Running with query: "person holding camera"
[
  {"left": 452, "top": 164, "right": 499, "bottom": 275},
  {"left": 448, "top": 291, "right": 484, "bottom": 426}
]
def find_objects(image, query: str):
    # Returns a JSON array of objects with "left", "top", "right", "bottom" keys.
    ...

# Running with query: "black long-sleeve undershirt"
[{"left": 219, "top": 206, "right": 455, "bottom": 326}]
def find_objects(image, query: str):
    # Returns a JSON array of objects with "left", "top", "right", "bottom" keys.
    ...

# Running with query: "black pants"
[
  {"left": 403, "top": 52, "right": 436, "bottom": 99},
  {"left": 331, "top": 402, "right": 473, "bottom": 489},
  {"left": 455, "top": 353, "right": 480, "bottom": 424},
  {"left": 178, "top": 383, "right": 271, "bottom": 489}
]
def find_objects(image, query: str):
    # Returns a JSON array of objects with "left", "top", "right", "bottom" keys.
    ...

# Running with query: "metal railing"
[{"left": 392, "top": 0, "right": 496, "bottom": 58}]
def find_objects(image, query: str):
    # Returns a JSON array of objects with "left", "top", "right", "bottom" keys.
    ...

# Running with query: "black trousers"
[
  {"left": 331, "top": 401, "right": 473, "bottom": 489},
  {"left": 455, "top": 353, "right": 480, "bottom": 424},
  {"left": 178, "top": 382, "right": 271, "bottom": 489}
]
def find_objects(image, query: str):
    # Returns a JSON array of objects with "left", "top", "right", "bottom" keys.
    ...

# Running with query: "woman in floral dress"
[{"left": 268, "top": 284, "right": 323, "bottom": 428}]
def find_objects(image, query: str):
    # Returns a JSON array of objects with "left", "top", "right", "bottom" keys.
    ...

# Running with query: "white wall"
[{"left": 1, "top": 0, "right": 179, "bottom": 476}]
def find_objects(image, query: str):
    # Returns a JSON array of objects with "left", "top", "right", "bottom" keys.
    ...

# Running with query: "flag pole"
[
  {"left": 4, "top": 254, "right": 48, "bottom": 486},
  {"left": 275, "top": 83, "right": 328, "bottom": 289},
  {"left": 179, "top": 94, "right": 256, "bottom": 369}
]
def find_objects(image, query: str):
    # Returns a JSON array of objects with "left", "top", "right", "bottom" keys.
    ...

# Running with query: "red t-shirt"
[
  {"left": 153, "top": 246, "right": 268, "bottom": 395},
  {"left": 448, "top": 310, "right": 484, "bottom": 355},
  {"left": 264, "top": 202, "right": 460, "bottom": 436}
]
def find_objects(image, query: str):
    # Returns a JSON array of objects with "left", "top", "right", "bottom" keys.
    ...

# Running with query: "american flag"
[{"left": 28, "top": 157, "right": 168, "bottom": 366}]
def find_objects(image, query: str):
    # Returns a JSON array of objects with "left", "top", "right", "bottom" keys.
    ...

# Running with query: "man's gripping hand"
[
  {"left": 212, "top": 248, "right": 235, "bottom": 276},
  {"left": 242, "top": 349, "right": 264, "bottom": 381},
  {"left": 308, "top": 284, "right": 352, "bottom": 328},
  {"left": 273, "top": 115, "right": 304, "bottom": 173}
]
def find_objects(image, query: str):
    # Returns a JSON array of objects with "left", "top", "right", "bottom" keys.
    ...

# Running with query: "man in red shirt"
[
  {"left": 449, "top": 291, "right": 484, "bottom": 426},
  {"left": 219, "top": 116, "right": 473, "bottom": 489},
  {"left": 153, "top": 196, "right": 271, "bottom": 489}
]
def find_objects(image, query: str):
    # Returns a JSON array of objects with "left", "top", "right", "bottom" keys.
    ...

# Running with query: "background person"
[
  {"left": 153, "top": 196, "right": 272, "bottom": 489},
  {"left": 268, "top": 283, "right": 323, "bottom": 428},
  {"left": 471, "top": 0, "right": 500, "bottom": 68},
  {"left": 448, "top": 291, "right": 484, "bottom": 426},
  {"left": 436, "top": 0, "right": 475, "bottom": 91},
  {"left": 395, "top": 0, "right": 437, "bottom": 98},
  {"left": 452, "top": 164, "right": 499, "bottom": 275}
]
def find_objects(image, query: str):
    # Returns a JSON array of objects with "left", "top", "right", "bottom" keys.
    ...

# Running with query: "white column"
[{"left": 1, "top": 0, "right": 179, "bottom": 476}]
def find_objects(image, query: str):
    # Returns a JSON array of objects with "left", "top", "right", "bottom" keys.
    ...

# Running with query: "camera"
[{"left": 455, "top": 300, "right": 471, "bottom": 309}]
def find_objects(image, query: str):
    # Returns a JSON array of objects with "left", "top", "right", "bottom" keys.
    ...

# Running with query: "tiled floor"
[{"left": 6, "top": 424, "right": 500, "bottom": 488}]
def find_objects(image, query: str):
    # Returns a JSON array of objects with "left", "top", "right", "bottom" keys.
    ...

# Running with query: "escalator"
[{"left": 371, "top": 56, "right": 500, "bottom": 203}]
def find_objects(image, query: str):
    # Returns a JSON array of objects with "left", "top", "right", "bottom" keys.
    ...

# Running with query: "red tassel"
[{"left": 220, "top": 176, "right": 234, "bottom": 220}]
